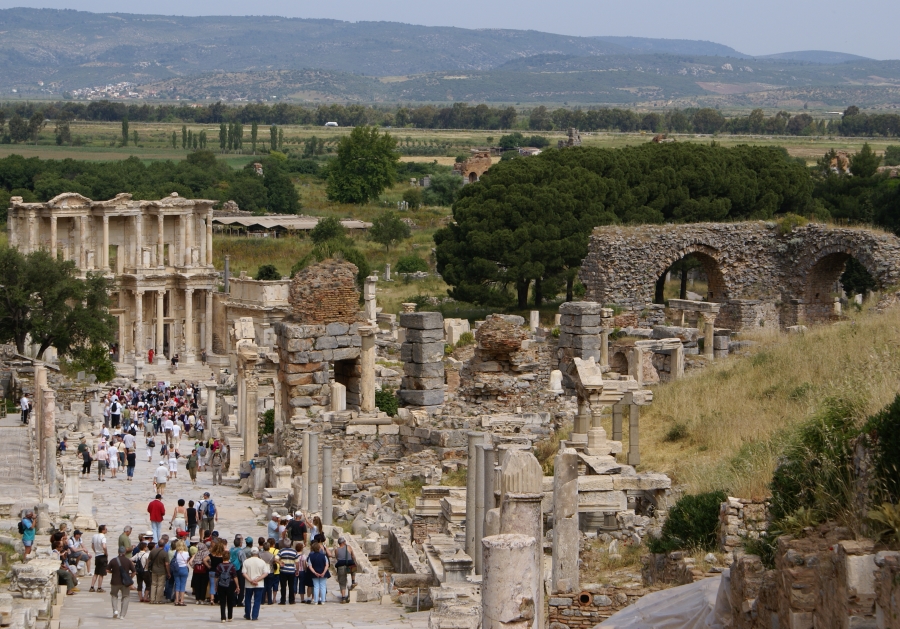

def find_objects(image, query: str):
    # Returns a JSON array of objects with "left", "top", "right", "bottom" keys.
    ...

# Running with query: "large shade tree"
[{"left": 326, "top": 126, "right": 400, "bottom": 204}]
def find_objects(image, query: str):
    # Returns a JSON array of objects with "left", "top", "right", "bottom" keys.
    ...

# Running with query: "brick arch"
[{"left": 652, "top": 243, "right": 730, "bottom": 302}]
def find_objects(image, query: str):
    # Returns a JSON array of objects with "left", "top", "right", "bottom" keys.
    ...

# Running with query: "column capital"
[
  {"left": 185, "top": 287, "right": 194, "bottom": 294},
  {"left": 135, "top": 289, "right": 145, "bottom": 297}
]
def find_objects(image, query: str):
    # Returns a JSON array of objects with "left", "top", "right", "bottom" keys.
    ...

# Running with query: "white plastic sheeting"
[{"left": 597, "top": 570, "right": 732, "bottom": 629}]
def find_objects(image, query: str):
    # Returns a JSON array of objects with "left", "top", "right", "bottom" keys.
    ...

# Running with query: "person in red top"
[{"left": 147, "top": 495, "right": 166, "bottom": 543}]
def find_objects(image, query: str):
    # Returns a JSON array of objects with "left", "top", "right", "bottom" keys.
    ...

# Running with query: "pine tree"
[
  {"left": 182, "top": 125, "right": 187, "bottom": 150},
  {"left": 219, "top": 123, "right": 226, "bottom": 152},
  {"left": 199, "top": 130, "right": 207, "bottom": 149},
  {"left": 187, "top": 130, "right": 193, "bottom": 149},
  {"left": 132, "top": 130, "right": 138, "bottom": 146},
  {"left": 121, "top": 117, "right": 129, "bottom": 146},
  {"left": 278, "top": 128, "right": 284, "bottom": 151},
  {"left": 251, "top": 122, "right": 258, "bottom": 154},
  {"left": 171, "top": 131, "right": 177, "bottom": 149},
  {"left": 270, "top": 125, "right": 277, "bottom": 151},
  {"left": 227, "top": 124, "right": 234, "bottom": 151}
]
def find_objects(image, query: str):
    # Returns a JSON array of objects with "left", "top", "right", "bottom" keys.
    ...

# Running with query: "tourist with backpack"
[
  {"left": 19, "top": 511, "right": 35, "bottom": 558},
  {"left": 200, "top": 492, "right": 217, "bottom": 534},
  {"left": 216, "top": 551, "right": 240, "bottom": 621}
]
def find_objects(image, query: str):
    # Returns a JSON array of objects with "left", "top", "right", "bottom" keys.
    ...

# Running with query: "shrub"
[
  {"left": 402, "top": 187, "right": 422, "bottom": 208},
  {"left": 260, "top": 409, "right": 275, "bottom": 436},
  {"left": 255, "top": 264, "right": 281, "bottom": 281},
  {"left": 375, "top": 388, "right": 399, "bottom": 417},
  {"left": 310, "top": 216, "right": 346, "bottom": 245},
  {"left": 648, "top": 490, "right": 727, "bottom": 553},
  {"left": 862, "top": 392, "right": 900, "bottom": 502},
  {"left": 395, "top": 255, "right": 429, "bottom": 274},
  {"left": 455, "top": 331, "right": 475, "bottom": 347},
  {"left": 664, "top": 422, "right": 690, "bottom": 442},
  {"left": 776, "top": 213, "right": 808, "bottom": 235},
  {"left": 62, "top": 344, "right": 117, "bottom": 383}
]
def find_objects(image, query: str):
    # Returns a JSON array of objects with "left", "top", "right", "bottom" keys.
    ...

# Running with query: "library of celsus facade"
[{"left": 7, "top": 192, "right": 217, "bottom": 367}]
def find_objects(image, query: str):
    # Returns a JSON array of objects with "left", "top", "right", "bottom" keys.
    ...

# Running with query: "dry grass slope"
[{"left": 634, "top": 307, "right": 900, "bottom": 499}]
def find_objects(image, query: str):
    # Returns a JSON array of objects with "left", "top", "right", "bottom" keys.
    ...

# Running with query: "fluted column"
[
  {"left": 102, "top": 215, "right": 110, "bottom": 270},
  {"left": 134, "top": 290, "right": 144, "bottom": 366},
  {"left": 26, "top": 210, "right": 36, "bottom": 253},
  {"left": 184, "top": 288, "right": 195, "bottom": 363},
  {"left": 135, "top": 213, "right": 143, "bottom": 268},
  {"left": 156, "top": 289, "right": 165, "bottom": 358},
  {"left": 49, "top": 216, "right": 57, "bottom": 259},
  {"left": 206, "top": 210, "right": 214, "bottom": 265},
  {"left": 243, "top": 372, "right": 258, "bottom": 463},
  {"left": 157, "top": 213, "right": 165, "bottom": 267},
  {"left": 78, "top": 215, "right": 86, "bottom": 269},
  {"left": 205, "top": 289, "right": 214, "bottom": 356},
  {"left": 179, "top": 214, "right": 187, "bottom": 267}
]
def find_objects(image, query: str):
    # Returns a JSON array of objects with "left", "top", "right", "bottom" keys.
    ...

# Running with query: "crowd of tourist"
[{"left": 40, "top": 380, "right": 357, "bottom": 621}]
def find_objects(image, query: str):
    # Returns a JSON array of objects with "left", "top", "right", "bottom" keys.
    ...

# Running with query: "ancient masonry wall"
[
  {"left": 274, "top": 322, "right": 362, "bottom": 413},
  {"left": 546, "top": 587, "right": 660, "bottom": 628},
  {"left": 719, "top": 497, "right": 770, "bottom": 555}
]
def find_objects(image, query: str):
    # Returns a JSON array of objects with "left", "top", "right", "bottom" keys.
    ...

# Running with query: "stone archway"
[
  {"left": 653, "top": 244, "right": 729, "bottom": 303},
  {"left": 468, "top": 172, "right": 478, "bottom": 184},
  {"left": 796, "top": 245, "right": 880, "bottom": 323}
]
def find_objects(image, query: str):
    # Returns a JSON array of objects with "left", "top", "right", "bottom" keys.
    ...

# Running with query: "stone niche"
[{"left": 289, "top": 258, "right": 359, "bottom": 324}]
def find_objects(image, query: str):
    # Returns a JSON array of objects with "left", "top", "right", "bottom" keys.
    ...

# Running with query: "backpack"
[
  {"left": 135, "top": 552, "right": 146, "bottom": 575},
  {"left": 205, "top": 500, "right": 216, "bottom": 518},
  {"left": 217, "top": 564, "right": 233, "bottom": 589},
  {"left": 17, "top": 521, "right": 25, "bottom": 534}
]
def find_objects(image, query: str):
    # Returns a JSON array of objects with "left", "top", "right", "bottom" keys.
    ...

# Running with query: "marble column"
[
  {"left": 26, "top": 210, "right": 35, "bottom": 253},
  {"left": 465, "top": 432, "right": 482, "bottom": 558},
  {"left": 42, "top": 388, "right": 57, "bottom": 495},
  {"left": 242, "top": 372, "right": 258, "bottom": 463},
  {"left": 206, "top": 382, "right": 218, "bottom": 424},
  {"left": 134, "top": 290, "right": 144, "bottom": 366},
  {"left": 135, "top": 213, "right": 143, "bottom": 268},
  {"left": 157, "top": 213, "right": 165, "bottom": 267},
  {"left": 322, "top": 446, "right": 333, "bottom": 525},
  {"left": 179, "top": 214, "right": 187, "bottom": 266},
  {"left": 359, "top": 327, "right": 376, "bottom": 413},
  {"left": 364, "top": 276, "right": 377, "bottom": 323},
  {"left": 600, "top": 327, "right": 610, "bottom": 367},
  {"left": 627, "top": 404, "right": 640, "bottom": 466},
  {"left": 102, "top": 215, "right": 110, "bottom": 269},
  {"left": 308, "top": 432, "right": 319, "bottom": 513},
  {"left": 551, "top": 449, "right": 579, "bottom": 594},
  {"left": 156, "top": 290, "right": 165, "bottom": 358},
  {"left": 301, "top": 432, "right": 310, "bottom": 510},
  {"left": 206, "top": 211, "right": 214, "bottom": 265},
  {"left": 49, "top": 216, "right": 57, "bottom": 259},
  {"left": 702, "top": 312, "right": 715, "bottom": 360},
  {"left": 481, "top": 535, "right": 540, "bottom": 629},
  {"left": 184, "top": 288, "right": 195, "bottom": 363},
  {"left": 185, "top": 213, "right": 194, "bottom": 266},
  {"left": 205, "top": 290, "right": 214, "bottom": 356},
  {"left": 590, "top": 403, "right": 607, "bottom": 430},
  {"left": 474, "top": 442, "right": 487, "bottom": 575},
  {"left": 78, "top": 215, "right": 86, "bottom": 269}
]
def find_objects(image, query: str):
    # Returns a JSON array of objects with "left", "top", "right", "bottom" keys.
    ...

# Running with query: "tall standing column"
[
  {"left": 26, "top": 210, "right": 36, "bottom": 253},
  {"left": 702, "top": 313, "right": 715, "bottom": 361},
  {"left": 474, "top": 443, "right": 487, "bottom": 574},
  {"left": 600, "top": 327, "right": 610, "bottom": 367},
  {"left": 205, "top": 290, "right": 214, "bottom": 357},
  {"left": 359, "top": 327, "right": 376, "bottom": 412},
  {"left": 185, "top": 213, "right": 194, "bottom": 266},
  {"left": 552, "top": 449, "right": 579, "bottom": 594},
  {"left": 322, "top": 446, "right": 333, "bottom": 525},
  {"left": 184, "top": 288, "right": 195, "bottom": 363},
  {"left": 465, "top": 432, "right": 482, "bottom": 558},
  {"left": 102, "top": 215, "right": 110, "bottom": 270},
  {"left": 78, "top": 215, "right": 87, "bottom": 269},
  {"left": 156, "top": 289, "right": 165, "bottom": 358},
  {"left": 301, "top": 432, "right": 310, "bottom": 510},
  {"left": 482, "top": 535, "right": 540, "bottom": 629},
  {"left": 243, "top": 372, "right": 259, "bottom": 463},
  {"left": 206, "top": 210, "right": 214, "bottom": 265},
  {"left": 308, "top": 432, "right": 319, "bottom": 513},
  {"left": 134, "top": 290, "right": 144, "bottom": 366},
  {"left": 206, "top": 382, "right": 218, "bottom": 423},
  {"left": 157, "top": 213, "right": 165, "bottom": 267},
  {"left": 611, "top": 404, "right": 624, "bottom": 442},
  {"left": 135, "top": 213, "right": 143, "bottom": 268},
  {"left": 627, "top": 404, "right": 640, "bottom": 466},
  {"left": 179, "top": 214, "right": 187, "bottom": 267},
  {"left": 49, "top": 216, "right": 57, "bottom": 260},
  {"left": 42, "top": 388, "right": 57, "bottom": 495}
]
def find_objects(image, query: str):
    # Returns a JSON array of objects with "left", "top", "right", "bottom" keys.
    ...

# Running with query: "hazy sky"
[{"left": 1, "top": 0, "right": 896, "bottom": 60}]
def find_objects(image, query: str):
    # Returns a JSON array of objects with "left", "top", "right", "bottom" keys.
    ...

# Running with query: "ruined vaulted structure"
[{"left": 579, "top": 221, "right": 900, "bottom": 329}]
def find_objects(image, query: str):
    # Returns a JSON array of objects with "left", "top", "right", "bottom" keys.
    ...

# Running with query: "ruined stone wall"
[
  {"left": 580, "top": 222, "right": 900, "bottom": 329},
  {"left": 546, "top": 586, "right": 660, "bottom": 628},
  {"left": 289, "top": 259, "right": 359, "bottom": 324},
  {"left": 875, "top": 551, "right": 900, "bottom": 629},
  {"left": 719, "top": 497, "right": 770, "bottom": 555}
]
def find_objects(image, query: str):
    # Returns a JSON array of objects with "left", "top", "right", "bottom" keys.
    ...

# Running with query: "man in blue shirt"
[{"left": 21, "top": 511, "right": 35, "bottom": 558}]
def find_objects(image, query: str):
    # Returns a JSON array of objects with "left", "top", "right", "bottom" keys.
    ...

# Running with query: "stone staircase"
[{"left": 114, "top": 360, "right": 218, "bottom": 385}]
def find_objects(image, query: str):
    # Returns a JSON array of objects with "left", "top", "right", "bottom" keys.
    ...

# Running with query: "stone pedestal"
[
  {"left": 322, "top": 446, "right": 333, "bottom": 525},
  {"left": 571, "top": 400, "right": 591, "bottom": 444},
  {"left": 331, "top": 382, "right": 347, "bottom": 412},
  {"left": 529, "top": 310, "right": 539, "bottom": 331},
  {"left": 275, "top": 466, "right": 293, "bottom": 490},
  {"left": 340, "top": 466, "right": 353, "bottom": 483},
  {"left": 482, "top": 535, "right": 540, "bottom": 629},
  {"left": 206, "top": 383, "right": 218, "bottom": 423},
  {"left": 552, "top": 450, "right": 579, "bottom": 594},
  {"left": 442, "top": 552, "right": 474, "bottom": 583}
]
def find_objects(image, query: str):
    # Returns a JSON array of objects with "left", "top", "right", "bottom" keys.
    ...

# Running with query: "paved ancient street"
[{"left": 58, "top": 430, "right": 429, "bottom": 629}]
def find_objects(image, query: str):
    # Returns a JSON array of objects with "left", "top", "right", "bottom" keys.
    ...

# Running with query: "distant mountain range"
[{"left": 0, "top": 8, "right": 894, "bottom": 107}]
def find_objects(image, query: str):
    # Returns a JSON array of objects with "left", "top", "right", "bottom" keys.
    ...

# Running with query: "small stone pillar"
[
  {"left": 384, "top": 263, "right": 391, "bottom": 281},
  {"left": 482, "top": 535, "right": 540, "bottom": 629},
  {"left": 499, "top": 492, "right": 544, "bottom": 629},
  {"left": 206, "top": 382, "right": 218, "bottom": 423},
  {"left": 308, "top": 432, "right": 319, "bottom": 513},
  {"left": 627, "top": 404, "right": 640, "bottom": 466},
  {"left": 322, "top": 446, "right": 333, "bottom": 525},
  {"left": 529, "top": 310, "right": 539, "bottom": 332},
  {"left": 61, "top": 462, "right": 80, "bottom": 515},
  {"left": 611, "top": 404, "right": 624, "bottom": 442},
  {"left": 671, "top": 343, "right": 685, "bottom": 379},
  {"left": 548, "top": 370, "right": 563, "bottom": 394},
  {"left": 399, "top": 311, "right": 445, "bottom": 408},
  {"left": 275, "top": 466, "right": 293, "bottom": 490},
  {"left": 242, "top": 375, "right": 259, "bottom": 463},
  {"left": 35, "top": 503, "right": 50, "bottom": 534},
  {"left": 702, "top": 312, "right": 716, "bottom": 360},
  {"left": 465, "top": 431, "right": 482, "bottom": 558},
  {"left": 600, "top": 328, "right": 610, "bottom": 367},
  {"left": 331, "top": 382, "right": 347, "bottom": 412},
  {"left": 571, "top": 399, "right": 590, "bottom": 444},
  {"left": 552, "top": 449, "right": 579, "bottom": 594},
  {"left": 340, "top": 466, "right": 353, "bottom": 483},
  {"left": 301, "top": 432, "right": 310, "bottom": 510},
  {"left": 364, "top": 275, "right": 378, "bottom": 323},
  {"left": 359, "top": 327, "right": 376, "bottom": 413}
]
